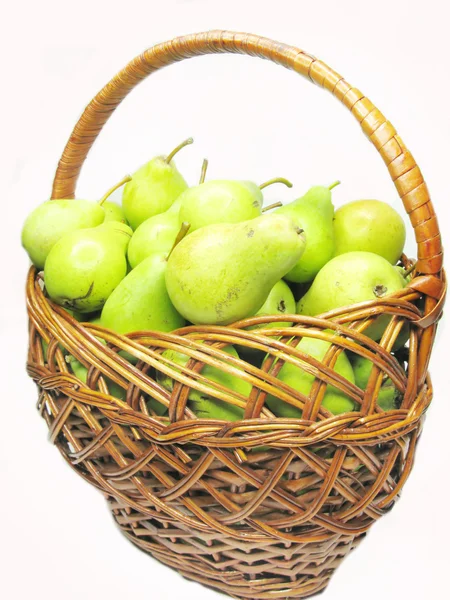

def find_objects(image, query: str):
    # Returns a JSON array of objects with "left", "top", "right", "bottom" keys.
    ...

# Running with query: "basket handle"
[{"left": 51, "top": 30, "right": 442, "bottom": 276}]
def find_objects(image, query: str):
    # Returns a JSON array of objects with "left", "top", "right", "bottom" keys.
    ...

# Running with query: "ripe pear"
[
  {"left": 102, "top": 201, "right": 127, "bottom": 224},
  {"left": 101, "top": 252, "right": 186, "bottom": 334},
  {"left": 22, "top": 199, "right": 105, "bottom": 269},
  {"left": 165, "top": 214, "right": 306, "bottom": 325},
  {"left": 297, "top": 251, "right": 406, "bottom": 340},
  {"left": 266, "top": 337, "right": 356, "bottom": 417},
  {"left": 44, "top": 222, "right": 132, "bottom": 312},
  {"left": 351, "top": 354, "right": 400, "bottom": 411},
  {"left": 157, "top": 345, "right": 250, "bottom": 420},
  {"left": 248, "top": 280, "right": 296, "bottom": 330},
  {"left": 67, "top": 356, "right": 126, "bottom": 401},
  {"left": 127, "top": 210, "right": 180, "bottom": 269},
  {"left": 122, "top": 138, "right": 192, "bottom": 230},
  {"left": 178, "top": 174, "right": 292, "bottom": 233},
  {"left": 21, "top": 176, "right": 132, "bottom": 269},
  {"left": 276, "top": 183, "right": 338, "bottom": 283},
  {"left": 334, "top": 199, "right": 406, "bottom": 264}
]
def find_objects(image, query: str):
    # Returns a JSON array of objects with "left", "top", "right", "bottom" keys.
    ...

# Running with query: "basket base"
[{"left": 108, "top": 502, "right": 365, "bottom": 599}]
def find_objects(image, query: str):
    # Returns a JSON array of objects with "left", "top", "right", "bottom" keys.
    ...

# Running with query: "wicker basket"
[{"left": 26, "top": 31, "right": 446, "bottom": 600}]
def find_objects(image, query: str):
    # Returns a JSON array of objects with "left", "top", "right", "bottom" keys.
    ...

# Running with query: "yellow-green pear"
[
  {"left": 157, "top": 345, "right": 250, "bottom": 420},
  {"left": 122, "top": 138, "right": 192, "bottom": 229},
  {"left": 178, "top": 173, "right": 292, "bottom": 233},
  {"left": 334, "top": 200, "right": 406, "bottom": 264},
  {"left": 351, "top": 354, "right": 400, "bottom": 411},
  {"left": 67, "top": 356, "right": 126, "bottom": 401},
  {"left": 276, "top": 183, "right": 338, "bottom": 283},
  {"left": 165, "top": 214, "right": 306, "bottom": 325},
  {"left": 44, "top": 223, "right": 132, "bottom": 312},
  {"left": 297, "top": 251, "right": 406, "bottom": 340},
  {"left": 127, "top": 210, "right": 180, "bottom": 269},
  {"left": 248, "top": 280, "right": 296, "bottom": 330},
  {"left": 266, "top": 337, "right": 356, "bottom": 417}
]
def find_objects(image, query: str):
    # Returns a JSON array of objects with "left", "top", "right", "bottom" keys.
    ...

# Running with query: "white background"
[{"left": 1, "top": 1, "right": 449, "bottom": 598}]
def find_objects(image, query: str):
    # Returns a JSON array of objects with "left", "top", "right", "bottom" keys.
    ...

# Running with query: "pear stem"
[
  {"left": 166, "top": 222, "right": 191, "bottom": 260},
  {"left": 199, "top": 159, "right": 208, "bottom": 184},
  {"left": 403, "top": 262, "right": 417, "bottom": 278},
  {"left": 166, "top": 137, "right": 194, "bottom": 164},
  {"left": 328, "top": 180, "right": 341, "bottom": 191},
  {"left": 98, "top": 175, "right": 132, "bottom": 205},
  {"left": 259, "top": 177, "right": 293, "bottom": 190},
  {"left": 262, "top": 201, "right": 283, "bottom": 213}
]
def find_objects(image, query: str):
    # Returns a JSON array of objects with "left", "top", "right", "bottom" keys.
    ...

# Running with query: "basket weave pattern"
[{"left": 26, "top": 32, "right": 445, "bottom": 599}]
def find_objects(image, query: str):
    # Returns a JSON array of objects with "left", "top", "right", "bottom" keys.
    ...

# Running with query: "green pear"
[
  {"left": 122, "top": 138, "right": 192, "bottom": 230},
  {"left": 127, "top": 210, "right": 180, "bottom": 269},
  {"left": 178, "top": 174, "right": 292, "bottom": 233},
  {"left": 67, "top": 356, "right": 126, "bottom": 401},
  {"left": 21, "top": 176, "right": 133, "bottom": 269},
  {"left": 102, "top": 201, "right": 127, "bottom": 224},
  {"left": 266, "top": 337, "right": 356, "bottom": 417},
  {"left": 351, "top": 354, "right": 400, "bottom": 411},
  {"left": 44, "top": 222, "right": 132, "bottom": 312},
  {"left": 157, "top": 345, "right": 250, "bottom": 420},
  {"left": 22, "top": 200, "right": 105, "bottom": 269},
  {"left": 297, "top": 251, "right": 406, "bottom": 340},
  {"left": 165, "top": 214, "right": 306, "bottom": 325},
  {"left": 101, "top": 252, "right": 186, "bottom": 334},
  {"left": 101, "top": 224, "right": 189, "bottom": 334},
  {"left": 334, "top": 200, "right": 406, "bottom": 264},
  {"left": 276, "top": 183, "right": 338, "bottom": 283},
  {"left": 248, "top": 280, "right": 296, "bottom": 330}
]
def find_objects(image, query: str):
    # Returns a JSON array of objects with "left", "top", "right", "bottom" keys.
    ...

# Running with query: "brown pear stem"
[
  {"left": 262, "top": 201, "right": 283, "bottom": 212},
  {"left": 165, "top": 137, "right": 194, "bottom": 164},
  {"left": 328, "top": 180, "right": 341, "bottom": 190},
  {"left": 199, "top": 159, "right": 208, "bottom": 184},
  {"left": 259, "top": 177, "right": 293, "bottom": 190},
  {"left": 166, "top": 222, "right": 191, "bottom": 260},
  {"left": 98, "top": 175, "right": 132, "bottom": 205}
]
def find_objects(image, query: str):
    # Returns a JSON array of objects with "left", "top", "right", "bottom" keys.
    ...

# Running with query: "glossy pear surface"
[
  {"left": 101, "top": 253, "right": 185, "bottom": 334},
  {"left": 101, "top": 200, "right": 128, "bottom": 224},
  {"left": 44, "top": 225, "right": 130, "bottom": 312},
  {"left": 248, "top": 280, "right": 296, "bottom": 330},
  {"left": 266, "top": 337, "right": 355, "bottom": 417},
  {"left": 122, "top": 157, "right": 188, "bottom": 229},
  {"left": 165, "top": 214, "right": 306, "bottom": 325},
  {"left": 351, "top": 354, "right": 399, "bottom": 411},
  {"left": 297, "top": 251, "right": 406, "bottom": 339},
  {"left": 21, "top": 199, "right": 105, "bottom": 268},
  {"left": 127, "top": 211, "right": 180, "bottom": 269},
  {"left": 178, "top": 180, "right": 262, "bottom": 232},
  {"left": 277, "top": 185, "right": 336, "bottom": 283},
  {"left": 157, "top": 345, "right": 249, "bottom": 420},
  {"left": 334, "top": 200, "right": 406, "bottom": 264}
]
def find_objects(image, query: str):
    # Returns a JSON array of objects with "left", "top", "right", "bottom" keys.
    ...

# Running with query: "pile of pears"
[{"left": 23, "top": 137, "right": 411, "bottom": 421}]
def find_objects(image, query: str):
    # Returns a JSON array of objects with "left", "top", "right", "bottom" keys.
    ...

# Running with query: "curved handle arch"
[{"left": 51, "top": 30, "right": 442, "bottom": 275}]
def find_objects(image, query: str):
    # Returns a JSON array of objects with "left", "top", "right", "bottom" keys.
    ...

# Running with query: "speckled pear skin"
[
  {"left": 165, "top": 213, "right": 307, "bottom": 326},
  {"left": 179, "top": 180, "right": 263, "bottom": 232},
  {"left": 297, "top": 251, "right": 406, "bottom": 340},
  {"left": 266, "top": 337, "right": 356, "bottom": 417},
  {"left": 277, "top": 185, "right": 336, "bottom": 283},
  {"left": 122, "top": 157, "right": 188, "bottom": 230},
  {"left": 44, "top": 224, "right": 131, "bottom": 313},
  {"left": 157, "top": 345, "right": 250, "bottom": 420},
  {"left": 21, "top": 199, "right": 105, "bottom": 269},
  {"left": 101, "top": 253, "right": 185, "bottom": 335}
]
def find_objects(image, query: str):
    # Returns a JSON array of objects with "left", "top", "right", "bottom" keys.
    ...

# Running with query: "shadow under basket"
[{"left": 26, "top": 31, "right": 446, "bottom": 600}]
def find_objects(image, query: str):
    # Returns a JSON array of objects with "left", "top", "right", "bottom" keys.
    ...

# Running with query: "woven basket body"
[{"left": 26, "top": 32, "right": 446, "bottom": 600}]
